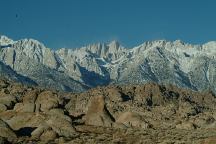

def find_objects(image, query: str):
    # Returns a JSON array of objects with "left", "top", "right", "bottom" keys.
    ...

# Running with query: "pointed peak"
[
  {"left": 108, "top": 40, "right": 120, "bottom": 46},
  {"left": 20, "top": 38, "right": 41, "bottom": 44},
  {"left": 0, "top": 35, "right": 14, "bottom": 45},
  {"left": 17, "top": 38, "right": 46, "bottom": 49},
  {"left": 108, "top": 40, "right": 121, "bottom": 51},
  {"left": 173, "top": 40, "right": 185, "bottom": 45},
  {"left": 109, "top": 40, "right": 119, "bottom": 43}
]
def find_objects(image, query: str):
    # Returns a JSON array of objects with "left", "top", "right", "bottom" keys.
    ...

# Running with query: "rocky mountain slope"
[
  {"left": 0, "top": 36, "right": 88, "bottom": 92},
  {"left": 0, "top": 35, "right": 216, "bottom": 93},
  {"left": 0, "top": 78, "right": 216, "bottom": 143},
  {"left": 0, "top": 61, "right": 36, "bottom": 86}
]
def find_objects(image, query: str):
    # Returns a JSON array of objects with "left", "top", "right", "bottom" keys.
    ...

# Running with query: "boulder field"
[{"left": 0, "top": 78, "right": 216, "bottom": 143}]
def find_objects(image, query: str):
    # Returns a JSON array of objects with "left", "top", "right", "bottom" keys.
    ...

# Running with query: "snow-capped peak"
[
  {"left": 0, "top": 34, "right": 216, "bottom": 93},
  {"left": 0, "top": 35, "right": 14, "bottom": 46}
]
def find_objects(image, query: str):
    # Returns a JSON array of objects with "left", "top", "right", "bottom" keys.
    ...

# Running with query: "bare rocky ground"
[{"left": 0, "top": 78, "right": 216, "bottom": 144}]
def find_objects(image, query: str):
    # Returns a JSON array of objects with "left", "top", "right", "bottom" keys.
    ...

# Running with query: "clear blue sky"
[{"left": 0, "top": 0, "right": 215, "bottom": 49}]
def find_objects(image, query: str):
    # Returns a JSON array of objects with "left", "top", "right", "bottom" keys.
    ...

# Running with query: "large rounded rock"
[
  {"left": 0, "top": 95, "right": 16, "bottom": 108},
  {"left": 31, "top": 123, "right": 49, "bottom": 139},
  {"left": 116, "top": 112, "right": 150, "bottom": 129},
  {"left": 40, "top": 129, "right": 57, "bottom": 142},
  {"left": 35, "top": 91, "right": 60, "bottom": 112},
  {"left": 31, "top": 123, "right": 57, "bottom": 142},
  {"left": 48, "top": 108, "right": 72, "bottom": 122},
  {"left": 5, "top": 112, "right": 45, "bottom": 130},
  {"left": 46, "top": 115, "right": 77, "bottom": 138},
  {"left": 0, "top": 119, "right": 17, "bottom": 142},
  {"left": 14, "top": 103, "right": 35, "bottom": 113},
  {"left": 22, "top": 89, "right": 38, "bottom": 103},
  {"left": 85, "top": 96, "right": 114, "bottom": 127}
]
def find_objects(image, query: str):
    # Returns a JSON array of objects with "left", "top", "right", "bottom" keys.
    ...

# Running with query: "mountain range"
[{"left": 0, "top": 35, "right": 215, "bottom": 93}]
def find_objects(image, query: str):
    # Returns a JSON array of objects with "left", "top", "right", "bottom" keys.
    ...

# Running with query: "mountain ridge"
[{"left": 0, "top": 35, "right": 215, "bottom": 93}]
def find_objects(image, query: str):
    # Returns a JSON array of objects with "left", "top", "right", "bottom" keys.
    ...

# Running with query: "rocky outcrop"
[
  {"left": 116, "top": 112, "right": 151, "bottom": 129},
  {"left": 85, "top": 96, "right": 114, "bottom": 127},
  {"left": 0, "top": 79, "right": 78, "bottom": 143},
  {"left": 35, "top": 91, "right": 61, "bottom": 112},
  {"left": 0, "top": 78, "right": 216, "bottom": 143},
  {"left": 0, "top": 119, "right": 17, "bottom": 142}
]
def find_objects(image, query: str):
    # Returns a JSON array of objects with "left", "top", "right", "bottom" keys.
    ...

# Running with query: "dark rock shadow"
[{"left": 15, "top": 127, "right": 37, "bottom": 137}]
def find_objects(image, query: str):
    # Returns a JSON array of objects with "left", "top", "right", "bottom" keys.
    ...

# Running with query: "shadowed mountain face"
[
  {"left": 0, "top": 78, "right": 216, "bottom": 143},
  {"left": 0, "top": 61, "right": 37, "bottom": 86},
  {"left": 0, "top": 35, "right": 216, "bottom": 93}
]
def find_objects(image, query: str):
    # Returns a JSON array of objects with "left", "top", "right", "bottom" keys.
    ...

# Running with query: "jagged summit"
[
  {"left": 0, "top": 35, "right": 216, "bottom": 93},
  {"left": 16, "top": 38, "right": 45, "bottom": 46},
  {"left": 108, "top": 40, "right": 120, "bottom": 47},
  {"left": 0, "top": 35, "right": 14, "bottom": 46}
]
